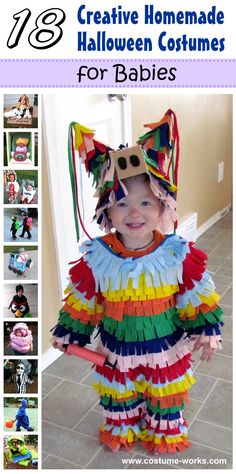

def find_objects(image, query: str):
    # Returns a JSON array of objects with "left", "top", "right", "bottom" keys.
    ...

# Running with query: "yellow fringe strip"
[
  {"left": 92, "top": 373, "right": 196, "bottom": 399},
  {"left": 93, "top": 383, "right": 135, "bottom": 400},
  {"left": 103, "top": 276, "right": 178, "bottom": 301},
  {"left": 139, "top": 431, "right": 189, "bottom": 444},
  {"left": 64, "top": 293, "right": 103, "bottom": 314},
  {"left": 178, "top": 292, "right": 220, "bottom": 318},
  {"left": 178, "top": 303, "right": 217, "bottom": 320},
  {"left": 142, "top": 374, "right": 196, "bottom": 397}
]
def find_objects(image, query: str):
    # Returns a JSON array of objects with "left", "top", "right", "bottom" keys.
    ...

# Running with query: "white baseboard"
[
  {"left": 196, "top": 205, "right": 231, "bottom": 239},
  {"left": 42, "top": 347, "right": 63, "bottom": 371}
]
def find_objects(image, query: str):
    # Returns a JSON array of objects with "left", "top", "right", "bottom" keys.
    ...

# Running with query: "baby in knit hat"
[{"left": 8, "top": 323, "right": 33, "bottom": 356}]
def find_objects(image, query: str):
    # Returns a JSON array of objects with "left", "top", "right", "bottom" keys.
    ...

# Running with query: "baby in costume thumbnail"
[{"left": 9, "top": 322, "right": 33, "bottom": 355}]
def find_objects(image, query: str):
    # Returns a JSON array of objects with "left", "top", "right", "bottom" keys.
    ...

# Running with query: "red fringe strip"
[
  {"left": 69, "top": 258, "right": 96, "bottom": 299},
  {"left": 105, "top": 415, "right": 141, "bottom": 427},
  {"left": 104, "top": 418, "right": 187, "bottom": 437},
  {"left": 178, "top": 243, "right": 208, "bottom": 294},
  {"left": 145, "top": 419, "right": 187, "bottom": 436},
  {"left": 95, "top": 353, "right": 192, "bottom": 385}
]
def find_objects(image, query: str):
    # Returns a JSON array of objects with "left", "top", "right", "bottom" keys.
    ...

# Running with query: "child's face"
[
  {"left": 12, "top": 439, "right": 20, "bottom": 446},
  {"left": 26, "top": 185, "right": 32, "bottom": 191},
  {"left": 9, "top": 174, "right": 15, "bottom": 182},
  {"left": 16, "top": 364, "right": 24, "bottom": 374},
  {"left": 15, "top": 330, "right": 22, "bottom": 337},
  {"left": 107, "top": 177, "right": 161, "bottom": 248},
  {"left": 17, "top": 290, "right": 23, "bottom": 297}
]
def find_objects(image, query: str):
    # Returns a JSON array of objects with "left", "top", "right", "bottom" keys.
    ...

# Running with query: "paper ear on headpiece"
[{"left": 110, "top": 145, "right": 147, "bottom": 180}]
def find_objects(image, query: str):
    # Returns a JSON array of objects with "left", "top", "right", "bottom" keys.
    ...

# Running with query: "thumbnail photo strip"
[{"left": 2, "top": 93, "right": 40, "bottom": 470}]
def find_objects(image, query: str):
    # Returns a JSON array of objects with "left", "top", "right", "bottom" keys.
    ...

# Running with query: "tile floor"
[{"left": 42, "top": 213, "right": 232, "bottom": 469}]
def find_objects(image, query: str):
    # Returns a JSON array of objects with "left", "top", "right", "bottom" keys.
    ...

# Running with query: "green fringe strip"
[
  {"left": 100, "top": 396, "right": 185, "bottom": 415},
  {"left": 173, "top": 306, "right": 224, "bottom": 331},
  {"left": 58, "top": 310, "right": 95, "bottom": 335},
  {"left": 103, "top": 308, "right": 179, "bottom": 342}
]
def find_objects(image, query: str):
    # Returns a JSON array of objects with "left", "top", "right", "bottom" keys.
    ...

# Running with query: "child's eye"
[
  {"left": 141, "top": 201, "right": 151, "bottom": 206},
  {"left": 116, "top": 202, "right": 127, "bottom": 208}
]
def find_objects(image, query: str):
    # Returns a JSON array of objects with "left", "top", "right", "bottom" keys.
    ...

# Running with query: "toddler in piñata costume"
[{"left": 52, "top": 111, "right": 223, "bottom": 453}]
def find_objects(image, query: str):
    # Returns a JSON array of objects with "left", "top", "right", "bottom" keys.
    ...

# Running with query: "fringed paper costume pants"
[{"left": 93, "top": 328, "right": 195, "bottom": 453}]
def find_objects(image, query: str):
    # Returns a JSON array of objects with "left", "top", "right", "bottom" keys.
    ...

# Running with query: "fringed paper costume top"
[{"left": 52, "top": 230, "right": 223, "bottom": 453}]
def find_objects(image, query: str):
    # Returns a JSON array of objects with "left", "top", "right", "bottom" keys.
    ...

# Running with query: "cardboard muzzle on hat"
[{"left": 110, "top": 145, "right": 147, "bottom": 180}]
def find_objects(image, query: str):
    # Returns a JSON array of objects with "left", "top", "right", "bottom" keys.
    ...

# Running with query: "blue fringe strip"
[
  {"left": 147, "top": 408, "right": 181, "bottom": 421},
  {"left": 187, "top": 322, "right": 223, "bottom": 337},
  {"left": 176, "top": 270, "right": 216, "bottom": 309},
  {"left": 79, "top": 233, "right": 189, "bottom": 293},
  {"left": 52, "top": 324, "right": 91, "bottom": 347},
  {"left": 98, "top": 325, "right": 185, "bottom": 356}
]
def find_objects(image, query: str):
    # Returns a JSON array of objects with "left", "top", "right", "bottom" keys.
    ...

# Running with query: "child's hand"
[
  {"left": 51, "top": 336, "right": 66, "bottom": 352},
  {"left": 192, "top": 338, "right": 215, "bottom": 361}
]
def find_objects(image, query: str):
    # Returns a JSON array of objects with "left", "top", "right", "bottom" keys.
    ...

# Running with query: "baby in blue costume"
[{"left": 13, "top": 399, "right": 34, "bottom": 432}]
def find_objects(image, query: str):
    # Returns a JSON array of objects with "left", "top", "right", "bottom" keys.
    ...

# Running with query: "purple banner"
[{"left": 0, "top": 59, "right": 235, "bottom": 87}]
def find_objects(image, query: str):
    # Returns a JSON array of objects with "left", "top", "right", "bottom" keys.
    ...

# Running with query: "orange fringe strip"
[
  {"left": 142, "top": 437, "right": 191, "bottom": 454},
  {"left": 62, "top": 303, "right": 103, "bottom": 324},
  {"left": 105, "top": 295, "right": 176, "bottom": 321},
  {"left": 147, "top": 391, "right": 189, "bottom": 408},
  {"left": 99, "top": 429, "right": 135, "bottom": 452}
]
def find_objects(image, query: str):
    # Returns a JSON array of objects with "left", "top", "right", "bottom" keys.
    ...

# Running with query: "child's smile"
[
  {"left": 107, "top": 176, "right": 161, "bottom": 249},
  {"left": 126, "top": 222, "right": 145, "bottom": 228}
]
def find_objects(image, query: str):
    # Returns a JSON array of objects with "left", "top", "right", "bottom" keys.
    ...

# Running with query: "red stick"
[{"left": 66, "top": 343, "right": 106, "bottom": 367}]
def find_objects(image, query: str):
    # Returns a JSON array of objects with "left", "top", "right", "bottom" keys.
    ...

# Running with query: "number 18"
[{"left": 7, "top": 8, "right": 66, "bottom": 49}]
